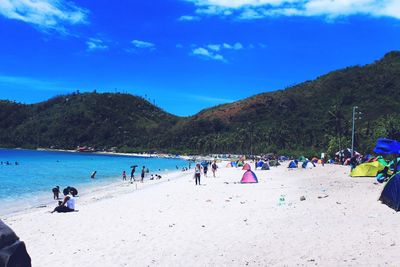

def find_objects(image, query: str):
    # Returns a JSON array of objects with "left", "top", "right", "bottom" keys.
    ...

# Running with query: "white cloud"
[
  {"left": 131, "top": 40, "right": 155, "bottom": 49},
  {"left": 207, "top": 44, "right": 221, "bottom": 51},
  {"left": 0, "top": 0, "right": 88, "bottom": 33},
  {"left": 86, "top": 38, "right": 108, "bottom": 52},
  {"left": 179, "top": 15, "right": 200, "bottom": 21},
  {"left": 192, "top": 47, "right": 226, "bottom": 62},
  {"left": 185, "top": 0, "right": 400, "bottom": 20},
  {"left": 207, "top": 42, "right": 244, "bottom": 51},
  {"left": 191, "top": 42, "right": 251, "bottom": 61}
]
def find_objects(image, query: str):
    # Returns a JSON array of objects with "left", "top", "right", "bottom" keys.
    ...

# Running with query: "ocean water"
[{"left": 0, "top": 149, "right": 187, "bottom": 215}]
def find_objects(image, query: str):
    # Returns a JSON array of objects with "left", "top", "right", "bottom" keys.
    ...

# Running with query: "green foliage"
[{"left": 1, "top": 51, "right": 400, "bottom": 155}]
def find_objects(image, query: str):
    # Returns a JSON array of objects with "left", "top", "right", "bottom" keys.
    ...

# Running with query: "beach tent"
[
  {"left": 379, "top": 173, "right": 400, "bottom": 211},
  {"left": 240, "top": 170, "right": 258, "bottom": 183},
  {"left": 376, "top": 156, "right": 389, "bottom": 167},
  {"left": 298, "top": 156, "right": 307, "bottom": 162},
  {"left": 317, "top": 159, "right": 323, "bottom": 164},
  {"left": 261, "top": 163, "right": 270, "bottom": 170},
  {"left": 256, "top": 161, "right": 264, "bottom": 168},
  {"left": 269, "top": 160, "right": 280, "bottom": 167},
  {"left": 374, "top": 138, "right": 400, "bottom": 155},
  {"left": 389, "top": 158, "right": 400, "bottom": 172},
  {"left": 302, "top": 161, "right": 314, "bottom": 169},
  {"left": 231, "top": 162, "right": 238, "bottom": 168},
  {"left": 237, "top": 161, "right": 244, "bottom": 167},
  {"left": 350, "top": 161, "right": 385, "bottom": 177},
  {"left": 336, "top": 148, "right": 352, "bottom": 159},
  {"left": 242, "top": 163, "right": 251, "bottom": 170},
  {"left": 288, "top": 161, "right": 298, "bottom": 168},
  {"left": 311, "top": 157, "right": 319, "bottom": 163}
]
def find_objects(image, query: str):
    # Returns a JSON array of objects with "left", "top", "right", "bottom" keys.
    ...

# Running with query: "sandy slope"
[{"left": 3, "top": 163, "right": 400, "bottom": 266}]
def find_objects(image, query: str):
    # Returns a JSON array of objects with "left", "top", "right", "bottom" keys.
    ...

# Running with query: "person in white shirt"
[{"left": 52, "top": 188, "right": 75, "bottom": 213}]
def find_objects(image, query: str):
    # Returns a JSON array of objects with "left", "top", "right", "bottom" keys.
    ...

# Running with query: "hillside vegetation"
[{"left": 1, "top": 52, "right": 400, "bottom": 155}]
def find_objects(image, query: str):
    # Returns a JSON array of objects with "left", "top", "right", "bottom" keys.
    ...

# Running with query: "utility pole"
[{"left": 351, "top": 106, "right": 362, "bottom": 156}]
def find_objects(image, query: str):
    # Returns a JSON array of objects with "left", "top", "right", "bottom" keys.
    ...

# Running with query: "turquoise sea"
[{"left": 0, "top": 149, "right": 187, "bottom": 215}]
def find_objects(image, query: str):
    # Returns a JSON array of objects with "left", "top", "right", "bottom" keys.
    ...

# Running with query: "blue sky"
[{"left": 0, "top": 0, "right": 399, "bottom": 116}]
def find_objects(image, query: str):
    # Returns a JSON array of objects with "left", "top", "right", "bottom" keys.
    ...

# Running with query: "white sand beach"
[{"left": 3, "top": 162, "right": 400, "bottom": 266}]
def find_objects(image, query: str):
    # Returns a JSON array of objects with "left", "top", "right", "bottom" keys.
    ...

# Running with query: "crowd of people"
[
  {"left": 1, "top": 161, "right": 19, "bottom": 165},
  {"left": 51, "top": 160, "right": 219, "bottom": 213}
]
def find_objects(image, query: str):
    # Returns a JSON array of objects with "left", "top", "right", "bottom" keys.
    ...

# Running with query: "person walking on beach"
[
  {"left": 141, "top": 166, "right": 145, "bottom": 183},
  {"left": 194, "top": 163, "right": 202, "bottom": 185},
  {"left": 202, "top": 161, "right": 208, "bottom": 177},
  {"left": 212, "top": 161, "right": 218, "bottom": 178},
  {"left": 122, "top": 171, "right": 127, "bottom": 181},
  {"left": 130, "top": 166, "right": 136, "bottom": 183}
]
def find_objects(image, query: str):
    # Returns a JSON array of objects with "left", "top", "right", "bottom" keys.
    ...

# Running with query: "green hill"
[
  {"left": 0, "top": 93, "right": 178, "bottom": 151},
  {"left": 1, "top": 51, "right": 400, "bottom": 156}
]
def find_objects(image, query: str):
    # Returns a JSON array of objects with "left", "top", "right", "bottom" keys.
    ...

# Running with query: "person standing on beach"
[
  {"left": 130, "top": 166, "right": 136, "bottom": 183},
  {"left": 52, "top": 186, "right": 60, "bottom": 200},
  {"left": 202, "top": 162, "right": 208, "bottom": 177},
  {"left": 212, "top": 161, "right": 218, "bottom": 178},
  {"left": 122, "top": 171, "right": 127, "bottom": 181},
  {"left": 141, "top": 166, "right": 145, "bottom": 183},
  {"left": 194, "top": 163, "right": 201, "bottom": 185}
]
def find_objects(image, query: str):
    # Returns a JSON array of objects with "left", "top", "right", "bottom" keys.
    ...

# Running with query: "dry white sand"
[{"left": 3, "top": 162, "right": 400, "bottom": 266}]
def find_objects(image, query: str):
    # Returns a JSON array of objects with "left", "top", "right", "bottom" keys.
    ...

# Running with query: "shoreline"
[
  {"left": 0, "top": 171, "right": 186, "bottom": 220},
  {"left": 35, "top": 148, "right": 186, "bottom": 159},
  {"left": 1, "top": 168, "right": 188, "bottom": 218}
]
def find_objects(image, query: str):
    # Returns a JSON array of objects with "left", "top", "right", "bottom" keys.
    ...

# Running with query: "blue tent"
[
  {"left": 256, "top": 161, "right": 264, "bottom": 168},
  {"left": 379, "top": 173, "right": 400, "bottom": 211},
  {"left": 261, "top": 162, "right": 270, "bottom": 170},
  {"left": 374, "top": 138, "right": 400, "bottom": 155},
  {"left": 231, "top": 162, "right": 238, "bottom": 168},
  {"left": 301, "top": 160, "right": 309, "bottom": 168},
  {"left": 288, "top": 161, "right": 297, "bottom": 168}
]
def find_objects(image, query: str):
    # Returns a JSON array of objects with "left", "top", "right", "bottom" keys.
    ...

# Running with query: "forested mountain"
[{"left": 1, "top": 51, "right": 400, "bottom": 156}]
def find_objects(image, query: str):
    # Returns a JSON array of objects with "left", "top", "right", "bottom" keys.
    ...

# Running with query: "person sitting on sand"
[
  {"left": 51, "top": 188, "right": 75, "bottom": 213},
  {"left": 52, "top": 186, "right": 60, "bottom": 200},
  {"left": 64, "top": 186, "right": 78, "bottom": 197}
]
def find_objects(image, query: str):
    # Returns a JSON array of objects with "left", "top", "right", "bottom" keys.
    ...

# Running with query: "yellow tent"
[{"left": 350, "top": 161, "right": 385, "bottom": 177}]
